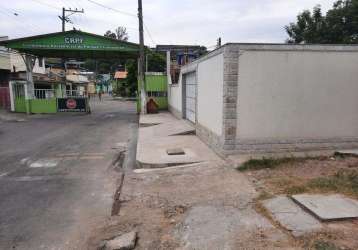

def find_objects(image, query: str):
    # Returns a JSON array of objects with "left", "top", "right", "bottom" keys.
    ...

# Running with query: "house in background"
[
  {"left": 97, "top": 73, "right": 111, "bottom": 93},
  {"left": 0, "top": 36, "right": 11, "bottom": 109},
  {"left": 114, "top": 70, "right": 127, "bottom": 95},
  {"left": 155, "top": 45, "right": 206, "bottom": 84}
]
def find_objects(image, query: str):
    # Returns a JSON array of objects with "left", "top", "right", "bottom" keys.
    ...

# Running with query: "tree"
[
  {"left": 147, "top": 51, "right": 166, "bottom": 72},
  {"left": 104, "top": 30, "right": 116, "bottom": 39},
  {"left": 285, "top": 0, "right": 358, "bottom": 44},
  {"left": 115, "top": 27, "right": 129, "bottom": 41},
  {"left": 104, "top": 26, "right": 129, "bottom": 41},
  {"left": 125, "top": 59, "right": 138, "bottom": 97}
]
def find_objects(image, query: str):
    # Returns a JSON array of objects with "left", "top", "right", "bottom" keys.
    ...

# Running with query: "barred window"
[{"left": 147, "top": 91, "right": 167, "bottom": 97}]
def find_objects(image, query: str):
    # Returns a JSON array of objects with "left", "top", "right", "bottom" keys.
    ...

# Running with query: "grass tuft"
[
  {"left": 237, "top": 157, "right": 300, "bottom": 171},
  {"left": 313, "top": 240, "right": 341, "bottom": 250},
  {"left": 307, "top": 169, "right": 358, "bottom": 197}
]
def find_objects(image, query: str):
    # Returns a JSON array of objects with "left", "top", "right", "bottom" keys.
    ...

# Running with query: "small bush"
[
  {"left": 313, "top": 240, "right": 341, "bottom": 250},
  {"left": 237, "top": 157, "right": 298, "bottom": 171}
]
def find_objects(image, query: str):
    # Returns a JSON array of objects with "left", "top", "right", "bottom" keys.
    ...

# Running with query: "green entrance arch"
[{"left": 0, "top": 30, "right": 141, "bottom": 114}]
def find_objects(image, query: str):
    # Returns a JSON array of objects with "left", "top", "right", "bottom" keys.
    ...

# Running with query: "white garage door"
[{"left": 185, "top": 72, "right": 196, "bottom": 123}]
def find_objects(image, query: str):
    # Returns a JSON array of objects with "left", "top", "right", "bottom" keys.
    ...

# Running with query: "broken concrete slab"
[
  {"left": 139, "top": 112, "right": 177, "bottom": 126},
  {"left": 167, "top": 148, "right": 185, "bottom": 155},
  {"left": 263, "top": 196, "right": 322, "bottom": 237},
  {"left": 104, "top": 231, "right": 137, "bottom": 250},
  {"left": 291, "top": 194, "right": 358, "bottom": 221},
  {"left": 335, "top": 149, "right": 358, "bottom": 156},
  {"left": 139, "top": 120, "right": 195, "bottom": 140},
  {"left": 176, "top": 205, "right": 285, "bottom": 249}
]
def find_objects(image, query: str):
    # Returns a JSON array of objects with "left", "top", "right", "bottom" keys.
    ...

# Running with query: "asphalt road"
[{"left": 0, "top": 97, "right": 138, "bottom": 249}]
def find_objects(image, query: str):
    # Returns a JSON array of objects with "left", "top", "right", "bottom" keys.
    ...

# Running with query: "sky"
[{"left": 0, "top": 0, "right": 337, "bottom": 48}]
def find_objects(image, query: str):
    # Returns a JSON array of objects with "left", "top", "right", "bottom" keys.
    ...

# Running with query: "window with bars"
[{"left": 147, "top": 91, "right": 167, "bottom": 97}]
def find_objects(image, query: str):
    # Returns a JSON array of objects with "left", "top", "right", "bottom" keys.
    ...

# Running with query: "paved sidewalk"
[
  {"left": 0, "top": 110, "right": 27, "bottom": 122},
  {"left": 136, "top": 112, "right": 222, "bottom": 168},
  {"left": 100, "top": 112, "right": 296, "bottom": 249}
]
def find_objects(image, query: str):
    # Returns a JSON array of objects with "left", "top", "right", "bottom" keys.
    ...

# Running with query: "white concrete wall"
[
  {"left": 197, "top": 53, "right": 223, "bottom": 136},
  {"left": 237, "top": 50, "right": 358, "bottom": 140},
  {"left": 168, "top": 73, "right": 182, "bottom": 115}
]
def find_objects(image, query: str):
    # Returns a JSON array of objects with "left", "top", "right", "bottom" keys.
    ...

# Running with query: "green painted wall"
[
  {"left": 137, "top": 74, "right": 168, "bottom": 112},
  {"left": 154, "top": 97, "right": 168, "bottom": 109},
  {"left": 15, "top": 97, "right": 26, "bottom": 113},
  {"left": 14, "top": 97, "right": 57, "bottom": 114},
  {"left": 146, "top": 75, "right": 168, "bottom": 91},
  {"left": 30, "top": 98, "right": 57, "bottom": 114}
]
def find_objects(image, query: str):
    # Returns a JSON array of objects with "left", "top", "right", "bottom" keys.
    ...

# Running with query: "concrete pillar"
[
  {"left": 166, "top": 51, "right": 172, "bottom": 85},
  {"left": 8, "top": 81, "right": 15, "bottom": 112},
  {"left": 24, "top": 55, "right": 35, "bottom": 114}
]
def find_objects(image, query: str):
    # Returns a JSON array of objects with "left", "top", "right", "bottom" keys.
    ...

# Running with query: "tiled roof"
[{"left": 114, "top": 71, "right": 127, "bottom": 79}]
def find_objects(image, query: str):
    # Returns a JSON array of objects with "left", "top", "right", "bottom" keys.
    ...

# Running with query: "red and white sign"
[{"left": 66, "top": 99, "right": 77, "bottom": 109}]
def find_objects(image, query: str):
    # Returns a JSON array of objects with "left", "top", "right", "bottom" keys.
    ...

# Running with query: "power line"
[
  {"left": 30, "top": 0, "right": 60, "bottom": 10},
  {"left": 0, "top": 8, "right": 42, "bottom": 34},
  {"left": 144, "top": 24, "right": 155, "bottom": 45},
  {"left": 85, "top": 0, "right": 156, "bottom": 45},
  {"left": 87, "top": 0, "right": 136, "bottom": 17}
]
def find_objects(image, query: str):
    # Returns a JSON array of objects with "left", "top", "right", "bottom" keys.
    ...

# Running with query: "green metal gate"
[{"left": 13, "top": 83, "right": 26, "bottom": 113}]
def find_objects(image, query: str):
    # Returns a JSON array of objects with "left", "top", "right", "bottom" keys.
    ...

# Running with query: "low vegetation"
[
  {"left": 306, "top": 169, "right": 358, "bottom": 197},
  {"left": 240, "top": 155, "right": 358, "bottom": 198},
  {"left": 237, "top": 156, "right": 313, "bottom": 171}
]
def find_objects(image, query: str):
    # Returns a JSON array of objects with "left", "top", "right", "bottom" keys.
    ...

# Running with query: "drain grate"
[{"left": 166, "top": 148, "right": 185, "bottom": 155}]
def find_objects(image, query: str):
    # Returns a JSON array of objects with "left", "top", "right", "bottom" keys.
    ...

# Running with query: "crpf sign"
[
  {"left": 57, "top": 98, "right": 88, "bottom": 112},
  {"left": 64, "top": 37, "right": 84, "bottom": 44}
]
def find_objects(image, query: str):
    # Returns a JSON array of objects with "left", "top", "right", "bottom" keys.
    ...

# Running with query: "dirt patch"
[
  {"left": 241, "top": 154, "right": 358, "bottom": 249},
  {"left": 97, "top": 163, "right": 297, "bottom": 249}
]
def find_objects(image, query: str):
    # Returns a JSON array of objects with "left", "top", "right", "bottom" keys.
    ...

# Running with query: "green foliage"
[
  {"left": 113, "top": 59, "right": 137, "bottom": 97},
  {"left": 104, "top": 30, "right": 116, "bottom": 39},
  {"left": 104, "top": 26, "right": 129, "bottom": 41},
  {"left": 313, "top": 240, "right": 341, "bottom": 250},
  {"left": 286, "top": 0, "right": 358, "bottom": 44},
  {"left": 147, "top": 51, "right": 166, "bottom": 72},
  {"left": 237, "top": 157, "right": 298, "bottom": 171}
]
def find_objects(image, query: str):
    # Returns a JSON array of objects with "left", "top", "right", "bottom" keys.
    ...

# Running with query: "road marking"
[
  {"left": 20, "top": 158, "right": 30, "bottom": 164},
  {"left": 29, "top": 159, "right": 59, "bottom": 168},
  {"left": 0, "top": 172, "right": 8, "bottom": 178},
  {"left": 56, "top": 153, "right": 80, "bottom": 157},
  {"left": 79, "top": 156, "right": 104, "bottom": 160},
  {"left": 60, "top": 156, "right": 79, "bottom": 160},
  {"left": 82, "top": 152, "right": 105, "bottom": 156}
]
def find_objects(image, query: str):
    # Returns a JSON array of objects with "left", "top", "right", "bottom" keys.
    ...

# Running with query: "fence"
[
  {"left": 13, "top": 83, "right": 26, "bottom": 113},
  {"left": 34, "top": 89, "right": 55, "bottom": 99},
  {"left": 32, "top": 89, "right": 57, "bottom": 113},
  {"left": 0, "top": 87, "right": 10, "bottom": 110},
  {"left": 11, "top": 84, "right": 90, "bottom": 114}
]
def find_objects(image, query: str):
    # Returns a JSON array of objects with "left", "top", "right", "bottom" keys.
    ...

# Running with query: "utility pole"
[
  {"left": 138, "top": 0, "right": 147, "bottom": 114},
  {"left": 217, "top": 37, "right": 222, "bottom": 48},
  {"left": 58, "top": 7, "right": 84, "bottom": 95},
  {"left": 58, "top": 7, "right": 84, "bottom": 32}
]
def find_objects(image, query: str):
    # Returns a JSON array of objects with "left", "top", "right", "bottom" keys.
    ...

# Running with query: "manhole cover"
[{"left": 291, "top": 194, "right": 358, "bottom": 221}]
